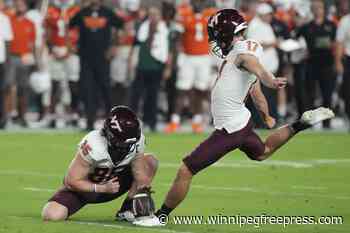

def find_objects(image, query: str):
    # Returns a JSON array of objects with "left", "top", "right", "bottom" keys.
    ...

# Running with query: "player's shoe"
[
  {"left": 301, "top": 107, "right": 335, "bottom": 126},
  {"left": 115, "top": 210, "right": 135, "bottom": 222},
  {"left": 164, "top": 122, "right": 179, "bottom": 133},
  {"left": 192, "top": 123, "right": 204, "bottom": 134},
  {"left": 133, "top": 215, "right": 163, "bottom": 227}
]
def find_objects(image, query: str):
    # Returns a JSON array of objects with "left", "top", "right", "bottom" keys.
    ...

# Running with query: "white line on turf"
[
  {"left": 161, "top": 159, "right": 350, "bottom": 169},
  {"left": 71, "top": 220, "right": 194, "bottom": 233},
  {"left": 158, "top": 184, "right": 350, "bottom": 200},
  {"left": 292, "top": 185, "right": 328, "bottom": 190},
  {"left": 8, "top": 216, "right": 193, "bottom": 233},
  {"left": 1, "top": 159, "right": 350, "bottom": 179},
  {"left": 0, "top": 170, "right": 60, "bottom": 177},
  {"left": 23, "top": 184, "right": 350, "bottom": 200},
  {"left": 23, "top": 187, "right": 55, "bottom": 192}
]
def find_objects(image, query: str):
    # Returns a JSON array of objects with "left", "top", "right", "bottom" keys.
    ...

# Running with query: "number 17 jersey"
[{"left": 211, "top": 39, "right": 263, "bottom": 134}]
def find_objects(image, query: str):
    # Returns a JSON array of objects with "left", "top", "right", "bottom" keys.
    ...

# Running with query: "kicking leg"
[
  {"left": 255, "top": 107, "right": 335, "bottom": 161},
  {"left": 156, "top": 127, "right": 248, "bottom": 217}
]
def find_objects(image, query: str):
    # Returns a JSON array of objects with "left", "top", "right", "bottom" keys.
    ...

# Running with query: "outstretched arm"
[
  {"left": 236, "top": 53, "right": 287, "bottom": 89},
  {"left": 250, "top": 81, "right": 276, "bottom": 129}
]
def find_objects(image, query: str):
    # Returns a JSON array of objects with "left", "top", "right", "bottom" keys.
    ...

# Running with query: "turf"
[{"left": 0, "top": 131, "right": 349, "bottom": 233}]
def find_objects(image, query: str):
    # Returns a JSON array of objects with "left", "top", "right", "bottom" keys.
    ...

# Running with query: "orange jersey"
[
  {"left": 9, "top": 14, "right": 36, "bottom": 55},
  {"left": 46, "top": 6, "right": 80, "bottom": 47},
  {"left": 115, "top": 9, "right": 135, "bottom": 46},
  {"left": 178, "top": 7, "right": 216, "bottom": 55},
  {"left": 3, "top": 7, "right": 15, "bottom": 18}
]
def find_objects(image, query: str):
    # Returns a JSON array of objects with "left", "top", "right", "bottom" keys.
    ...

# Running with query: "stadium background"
[
  {"left": 0, "top": 0, "right": 349, "bottom": 132},
  {"left": 0, "top": 1, "right": 349, "bottom": 233}
]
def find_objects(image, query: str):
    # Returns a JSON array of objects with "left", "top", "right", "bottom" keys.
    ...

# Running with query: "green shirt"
[{"left": 137, "top": 42, "right": 164, "bottom": 71}]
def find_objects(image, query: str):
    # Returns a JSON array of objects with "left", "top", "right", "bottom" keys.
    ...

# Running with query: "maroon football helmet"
[
  {"left": 207, "top": 9, "right": 247, "bottom": 58},
  {"left": 102, "top": 106, "right": 141, "bottom": 164}
]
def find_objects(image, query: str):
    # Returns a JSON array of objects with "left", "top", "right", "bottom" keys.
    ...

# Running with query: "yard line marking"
[
  {"left": 9, "top": 216, "right": 194, "bottom": 233},
  {"left": 23, "top": 187, "right": 55, "bottom": 192},
  {"left": 0, "top": 170, "right": 60, "bottom": 177},
  {"left": 161, "top": 162, "right": 261, "bottom": 168},
  {"left": 161, "top": 159, "right": 350, "bottom": 169},
  {"left": 158, "top": 184, "right": 350, "bottom": 200},
  {"left": 2, "top": 158, "right": 350, "bottom": 180},
  {"left": 292, "top": 185, "right": 328, "bottom": 190},
  {"left": 23, "top": 184, "right": 350, "bottom": 201},
  {"left": 71, "top": 220, "right": 194, "bottom": 233}
]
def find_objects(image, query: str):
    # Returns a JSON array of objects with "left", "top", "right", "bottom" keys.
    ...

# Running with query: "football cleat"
[
  {"left": 116, "top": 210, "right": 135, "bottom": 222},
  {"left": 133, "top": 215, "right": 163, "bottom": 227},
  {"left": 301, "top": 107, "right": 335, "bottom": 126}
]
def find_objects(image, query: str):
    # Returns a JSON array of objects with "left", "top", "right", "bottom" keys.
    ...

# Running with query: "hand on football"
[
  {"left": 272, "top": 77, "right": 287, "bottom": 89},
  {"left": 264, "top": 115, "right": 276, "bottom": 129},
  {"left": 103, "top": 176, "right": 120, "bottom": 193}
]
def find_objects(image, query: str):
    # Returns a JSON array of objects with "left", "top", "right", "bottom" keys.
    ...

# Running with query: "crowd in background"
[{"left": 0, "top": 0, "right": 349, "bottom": 132}]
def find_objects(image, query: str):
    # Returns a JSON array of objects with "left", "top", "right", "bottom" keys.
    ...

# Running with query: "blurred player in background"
[
  {"left": 46, "top": 0, "right": 80, "bottom": 128},
  {"left": 246, "top": 3, "right": 280, "bottom": 121},
  {"left": 110, "top": 3, "right": 138, "bottom": 107},
  {"left": 153, "top": 9, "right": 335, "bottom": 224},
  {"left": 69, "top": 0, "right": 124, "bottom": 131},
  {"left": 336, "top": 0, "right": 350, "bottom": 131},
  {"left": 165, "top": 0, "right": 216, "bottom": 134},
  {"left": 129, "top": 6, "right": 169, "bottom": 132},
  {"left": 4, "top": 0, "right": 36, "bottom": 127},
  {"left": 0, "top": 0, "right": 13, "bottom": 128},
  {"left": 297, "top": 0, "right": 337, "bottom": 129},
  {"left": 42, "top": 106, "right": 159, "bottom": 224}
]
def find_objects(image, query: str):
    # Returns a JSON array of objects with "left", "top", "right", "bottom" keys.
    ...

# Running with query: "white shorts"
[
  {"left": 176, "top": 54, "right": 212, "bottom": 91},
  {"left": 49, "top": 54, "right": 80, "bottom": 82},
  {"left": 110, "top": 46, "right": 131, "bottom": 84}
]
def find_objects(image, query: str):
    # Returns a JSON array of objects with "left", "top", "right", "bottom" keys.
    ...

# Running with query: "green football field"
[{"left": 0, "top": 131, "right": 349, "bottom": 233}]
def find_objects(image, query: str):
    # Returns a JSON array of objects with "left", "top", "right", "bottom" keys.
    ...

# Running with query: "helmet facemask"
[
  {"left": 207, "top": 9, "right": 248, "bottom": 59},
  {"left": 104, "top": 125, "right": 138, "bottom": 165},
  {"left": 102, "top": 106, "right": 141, "bottom": 166}
]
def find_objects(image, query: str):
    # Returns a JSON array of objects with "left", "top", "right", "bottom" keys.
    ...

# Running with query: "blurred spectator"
[
  {"left": 290, "top": 11, "right": 309, "bottom": 118},
  {"left": 162, "top": 0, "right": 180, "bottom": 122},
  {"left": 110, "top": 8, "right": 136, "bottom": 106},
  {"left": 336, "top": 3, "right": 350, "bottom": 131},
  {"left": 46, "top": 0, "right": 80, "bottom": 128},
  {"left": 129, "top": 6, "right": 169, "bottom": 131},
  {"left": 165, "top": 0, "right": 216, "bottom": 133},
  {"left": 26, "top": 0, "right": 51, "bottom": 124},
  {"left": 4, "top": 0, "right": 36, "bottom": 127},
  {"left": 0, "top": 0, "right": 13, "bottom": 128},
  {"left": 247, "top": 3, "right": 279, "bottom": 121},
  {"left": 271, "top": 10, "right": 290, "bottom": 119},
  {"left": 69, "top": 0, "right": 123, "bottom": 131},
  {"left": 297, "top": 0, "right": 337, "bottom": 129}
]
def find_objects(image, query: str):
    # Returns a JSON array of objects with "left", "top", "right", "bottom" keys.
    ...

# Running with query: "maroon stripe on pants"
[{"left": 183, "top": 120, "right": 265, "bottom": 175}]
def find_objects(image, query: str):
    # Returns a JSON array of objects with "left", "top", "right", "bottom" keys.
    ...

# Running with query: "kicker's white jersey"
[
  {"left": 211, "top": 39, "right": 263, "bottom": 133},
  {"left": 78, "top": 130, "right": 145, "bottom": 172}
]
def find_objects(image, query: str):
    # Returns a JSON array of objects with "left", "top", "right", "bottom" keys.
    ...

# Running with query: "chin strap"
[{"left": 209, "top": 41, "right": 225, "bottom": 59}]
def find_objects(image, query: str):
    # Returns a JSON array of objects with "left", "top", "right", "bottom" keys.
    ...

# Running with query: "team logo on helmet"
[{"left": 208, "top": 9, "right": 247, "bottom": 58}]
